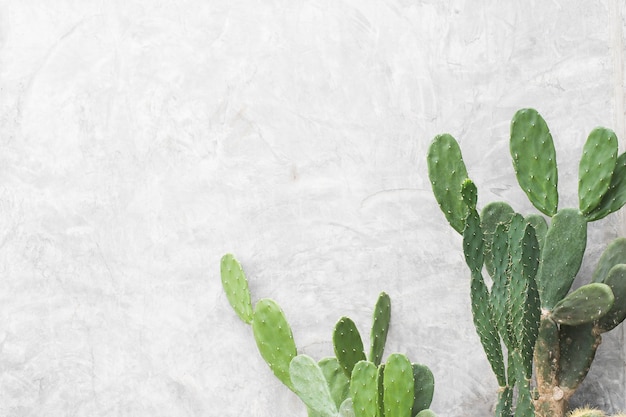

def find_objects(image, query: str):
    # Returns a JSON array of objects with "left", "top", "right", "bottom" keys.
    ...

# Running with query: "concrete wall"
[{"left": 0, "top": 1, "right": 625, "bottom": 416}]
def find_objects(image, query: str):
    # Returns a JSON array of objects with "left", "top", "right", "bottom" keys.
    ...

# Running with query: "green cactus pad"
[
  {"left": 334, "top": 317, "right": 367, "bottom": 378},
  {"left": 427, "top": 134, "right": 470, "bottom": 234},
  {"left": 559, "top": 323, "right": 600, "bottom": 390},
  {"left": 536, "top": 208, "right": 587, "bottom": 309},
  {"left": 513, "top": 380, "right": 535, "bottom": 417},
  {"left": 290, "top": 355, "right": 338, "bottom": 417},
  {"left": 592, "top": 238, "right": 626, "bottom": 283},
  {"left": 550, "top": 283, "right": 614, "bottom": 326},
  {"left": 319, "top": 357, "right": 351, "bottom": 409},
  {"left": 586, "top": 152, "right": 626, "bottom": 221},
  {"left": 490, "top": 222, "right": 513, "bottom": 349},
  {"left": 383, "top": 354, "right": 415, "bottom": 417},
  {"left": 510, "top": 108, "right": 559, "bottom": 216},
  {"left": 463, "top": 207, "right": 506, "bottom": 386},
  {"left": 470, "top": 267, "right": 506, "bottom": 386},
  {"left": 481, "top": 201, "right": 515, "bottom": 278},
  {"left": 463, "top": 209, "right": 485, "bottom": 273},
  {"left": 495, "top": 386, "right": 513, "bottom": 417},
  {"left": 524, "top": 214, "right": 548, "bottom": 254},
  {"left": 369, "top": 292, "right": 391, "bottom": 366},
  {"left": 252, "top": 298, "right": 297, "bottom": 391},
  {"left": 461, "top": 178, "right": 478, "bottom": 210},
  {"left": 596, "top": 265, "right": 626, "bottom": 332},
  {"left": 578, "top": 127, "right": 618, "bottom": 215},
  {"left": 508, "top": 216, "right": 541, "bottom": 380},
  {"left": 350, "top": 361, "right": 378, "bottom": 417},
  {"left": 415, "top": 410, "right": 438, "bottom": 417},
  {"left": 339, "top": 398, "right": 356, "bottom": 417},
  {"left": 220, "top": 254, "right": 254, "bottom": 324},
  {"left": 411, "top": 363, "right": 435, "bottom": 415}
]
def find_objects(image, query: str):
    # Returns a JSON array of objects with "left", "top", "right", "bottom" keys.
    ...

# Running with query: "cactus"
[
  {"left": 334, "top": 317, "right": 367, "bottom": 378},
  {"left": 351, "top": 361, "right": 379, "bottom": 417},
  {"left": 370, "top": 292, "right": 391, "bottom": 366},
  {"left": 578, "top": 128, "right": 618, "bottom": 215},
  {"left": 220, "top": 254, "right": 253, "bottom": 324},
  {"left": 252, "top": 298, "right": 298, "bottom": 390},
  {"left": 319, "top": 357, "right": 351, "bottom": 409},
  {"left": 509, "top": 108, "right": 558, "bottom": 216},
  {"left": 220, "top": 256, "right": 438, "bottom": 417},
  {"left": 291, "top": 354, "right": 340, "bottom": 417},
  {"left": 427, "top": 108, "right": 626, "bottom": 417},
  {"left": 412, "top": 364, "right": 435, "bottom": 416},
  {"left": 383, "top": 353, "right": 415, "bottom": 417},
  {"left": 566, "top": 407, "right": 626, "bottom": 417},
  {"left": 427, "top": 133, "right": 470, "bottom": 233}
]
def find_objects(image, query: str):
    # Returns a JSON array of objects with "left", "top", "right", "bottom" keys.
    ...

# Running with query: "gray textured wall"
[{"left": 0, "top": 1, "right": 625, "bottom": 416}]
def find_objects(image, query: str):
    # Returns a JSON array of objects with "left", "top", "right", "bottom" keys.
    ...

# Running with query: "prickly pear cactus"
[
  {"left": 220, "top": 256, "right": 438, "bottom": 417},
  {"left": 427, "top": 108, "right": 626, "bottom": 417},
  {"left": 566, "top": 407, "right": 626, "bottom": 417}
]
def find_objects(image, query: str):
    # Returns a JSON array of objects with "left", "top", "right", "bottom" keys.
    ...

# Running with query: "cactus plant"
[
  {"left": 427, "top": 108, "right": 626, "bottom": 417},
  {"left": 220, "top": 254, "right": 437, "bottom": 417},
  {"left": 566, "top": 407, "right": 626, "bottom": 417}
]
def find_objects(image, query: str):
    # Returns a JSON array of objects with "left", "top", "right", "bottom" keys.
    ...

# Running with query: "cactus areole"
[{"left": 427, "top": 109, "right": 626, "bottom": 417}]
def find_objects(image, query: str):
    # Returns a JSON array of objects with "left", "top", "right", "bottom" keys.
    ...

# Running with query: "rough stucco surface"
[{"left": 0, "top": 1, "right": 625, "bottom": 416}]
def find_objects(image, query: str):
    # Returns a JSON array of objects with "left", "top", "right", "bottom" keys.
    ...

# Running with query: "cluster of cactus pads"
[
  {"left": 427, "top": 108, "right": 626, "bottom": 417},
  {"left": 220, "top": 254, "right": 437, "bottom": 417}
]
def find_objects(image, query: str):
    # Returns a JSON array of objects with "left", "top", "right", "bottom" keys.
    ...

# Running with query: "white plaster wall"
[{"left": 0, "top": 1, "right": 624, "bottom": 416}]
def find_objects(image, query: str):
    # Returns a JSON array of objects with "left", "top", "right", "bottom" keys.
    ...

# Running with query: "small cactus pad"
[
  {"left": 536, "top": 208, "right": 587, "bottom": 309},
  {"left": 461, "top": 178, "right": 478, "bottom": 210},
  {"left": 465, "top": 208, "right": 506, "bottom": 387},
  {"left": 510, "top": 108, "right": 559, "bottom": 216},
  {"left": 578, "top": 127, "right": 618, "bottom": 215},
  {"left": 586, "top": 151, "right": 626, "bottom": 221},
  {"left": 350, "top": 360, "right": 378, "bottom": 417},
  {"left": 339, "top": 398, "right": 356, "bottom": 417},
  {"left": 559, "top": 323, "right": 599, "bottom": 390},
  {"left": 411, "top": 363, "right": 435, "bottom": 415},
  {"left": 369, "top": 292, "right": 391, "bottom": 366},
  {"left": 550, "top": 283, "right": 614, "bottom": 326},
  {"left": 463, "top": 208, "right": 485, "bottom": 273},
  {"left": 290, "top": 355, "right": 338, "bottom": 417},
  {"left": 319, "top": 357, "right": 350, "bottom": 409},
  {"left": 220, "top": 254, "right": 254, "bottom": 324},
  {"left": 524, "top": 213, "right": 548, "bottom": 253},
  {"left": 597, "top": 265, "right": 626, "bottom": 332},
  {"left": 427, "top": 134, "right": 470, "bottom": 234},
  {"left": 415, "top": 410, "right": 438, "bottom": 417},
  {"left": 383, "top": 354, "right": 415, "bottom": 417},
  {"left": 334, "top": 317, "right": 367, "bottom": 378},
  {"left": 252, "top": 298, "right": 297, "bottom": 391},
  {"left": 592, "top": 238, "right": 626, "bottom": 283},
  {"left": 480, "top": 201, "right": 515, "bottom": 278}
]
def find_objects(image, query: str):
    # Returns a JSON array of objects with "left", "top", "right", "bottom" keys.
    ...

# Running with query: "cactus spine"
[
  {"left": 220, "top": 255, "right": 437, "bottom": 417},
  {"left": 427, "top": 108, "right": 626, "bottom": 417}
]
